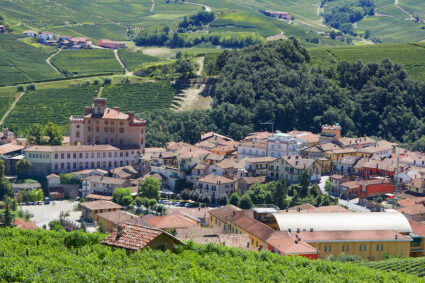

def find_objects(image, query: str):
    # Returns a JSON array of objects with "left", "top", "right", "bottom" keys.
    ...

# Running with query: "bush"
[
  {"left": 17, "top": 85, "right": 24, "bottom": 92},
  {"left": 60, "top": 173, "right": 82, "bottom": 185},
  {"left": 27, "top": 84, "right": 36, "bottom": 91}
]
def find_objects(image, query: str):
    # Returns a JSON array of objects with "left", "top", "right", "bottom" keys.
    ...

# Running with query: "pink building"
[{"left": 97, "top": 39, "right": 126, "bottom": 49}]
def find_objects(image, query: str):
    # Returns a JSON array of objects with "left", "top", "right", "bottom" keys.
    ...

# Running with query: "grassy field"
[
  {"left": 0, "top": 34, "right": 61, "bottom": 86},
  {"left": 51, "top": 49, "right": 123, "bottom": 76},
  {"left": 210, "top": 12, "right": 281, "bottom": 37},
  {"left": 117, "top": 49, "right": 160, "bottom": 71},
  {"left": 308, "top": 43, "right": 425, "bottom": 80},
  {"left": 101, "top": 82, "right": 176, "bottom": 113},
  {"left": 5, "top": 85, "right": 99, "bottom": 134}
]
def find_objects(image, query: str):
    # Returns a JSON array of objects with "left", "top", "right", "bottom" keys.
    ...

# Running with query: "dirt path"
[
  {"left": 114, "top": 49, "right": 129, "bottom": 74},
  {"left": 46, "top": 49, "right": 63, "bottom": 75},
  {"left": 395, "top": 0, "right": 414, "bottom": 20},
  {"left": 0, "top": 92, "right": 25, "bottom": 126},
  {"left": 182, "top": 1, "right": 211, "bottom": 12},
  {"left": 150, "top": 0, "right": 155, "bottom": 12},
  {"left": 97, "top": 86, "right": 104, "bottom": 98},
  {"left": 196, "top": 56, "right": 204, "bottom": 76},
  {"left": 172, "top": 84, "right": 213, "bottom": 111}
]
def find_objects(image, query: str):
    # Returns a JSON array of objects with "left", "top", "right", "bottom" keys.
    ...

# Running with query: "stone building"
[{"left": 69, "top": 98, "right": 146, "bottom": 149}]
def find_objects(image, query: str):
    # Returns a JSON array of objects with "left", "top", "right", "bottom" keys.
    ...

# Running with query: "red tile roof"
[
  {"left": 80, "top": 200, "right": 122, "bottom": 211},
  {"left": 409, "top": 219, "right": 425, "bottom": 236},
  {"left": 14, "top": 218, "right": 37, "bottom": 230},
  {"left": 85, "top": 194, "right": 113, "bottom": 201},
  {"left": 102, "top": 223, "right": 183, "bottom": 250},
  {"left": 97, "top": 210, "right": 138, "bottom": 225},
  {"left": 397, "top": 203, "right": 425, "bottom": 216},
  {"left": 267, "top": 231, "right": 317, "bottom": 255},
  {"left": 0, "top": 144, "right": 24, "bottom": 155},
  {"left": 145, "top": 215, "right": 198, "bottom": 229},
  {"left": 198, "top": 174, "right": 235, "bottom": 184},
  {"left": 230, "top": 211, "right": 275, "bottom": 241},
  {"left": 399, "top": 197, "right": 425, "bottom": 208},
  {"left": 209, "top": 205, "right": 241, "bottom": 223}
]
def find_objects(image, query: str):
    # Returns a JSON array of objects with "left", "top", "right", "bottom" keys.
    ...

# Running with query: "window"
[
  {"left": 141, "top": 128, "right": 144, "bottom": 134},
  {"left": 120, "top": 152, "right": 123, "bottom": 157},
  {"left": 61, "top": 153, "right": 64, "bottom": 159},
  {"left": 97, "top": 153, "right": 100, "bottom": 158},
  {"left": 79, "top": 153, "right": 83, "bottom": 158},
  {"left": 111, "top": 139, "right": 114, "bottom": 144},
  {"left": 141, "top": 138, "right": 144, "bottom": 144},
  {"left": 108, "top": 152, "right": 112, "bottom": 158},
  {"left": 54, "top": 164, "right": 58, "bottom": 169},
  {"left": 88, "top": 126, "right": 91, "bottom": 131},
  {"left": 346, "top": 245, "right": 349, "bottom": 252},
  {"left": 105, "top": 138, "right": 108, "bottom": 144},
  {"left": 76, "top": 131, "right": 80, "bottom": 138},
  {"left": 91, "top": 153, "right": 94, "bottom": 158},
  {"left": 342, "top": 246, "right": 344, "bottom": 252},
  {"left": 55, "top": 154, "right": 58, "bottom": 159},
  {"left": 73, "top": 162, "right": 76, "bottom": 169},
  {"left": 85, "top": 153, "right": 89, "bottom": 158},
  {"left": 328, "top": 245, "right": 331, "bottom": 252},
  {"left": 363, "top": 245, "right": 366, "bottom": 251},
  {"left": 324, "top": 245, "right": 327, "bottom": 252},
  {"left": 105, "top": 121, "right": 109, "bottom": 125},
  {"left": 105, "top": 127, "right": 109, "bottom": 133},
  {"left": 103, "top": 153, "right": 106, "bottom": 158},
  {"left": 96, "top": 127, "right": 99, "bottom": 132},
  {"left": 120, "top": 139, "right": 123, "bottom": 145},
  {"left": 381, "top": 244, "right": 383, "bottom": 251},
  {"left": 110, "top": 127, "right": 114, "bottom": 133},
  {"left": 376, "top": 244, "right": 379, "bottom": 251},
  {"left": 73, "top": 153, "right": 76, "bottom": 158},
  {"left": 111, "top": 121, "right": 115, "bottom": 126},
  {"left": 91, "top": 162, "right": 94, "bottom": 168},
  {"left": 215, "top": 218, "right": 217, "bottom": 224},
  {"left": 88, "top": 136, "right": 91, "bottom": 143},
  {"left": 359, "top": 245, "right": 362, "bottom": 252},
  {"left": 119, "top": 128, "right": 124, "bottom": 134},
  {"left": 85, "top": 162, "right": 89, "bottom": 168}
]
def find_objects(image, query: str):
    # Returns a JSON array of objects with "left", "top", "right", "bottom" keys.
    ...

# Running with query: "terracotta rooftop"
[
  {"left": 85, "top": 194, "right": 113, "bottom": 201},
  {"left": 397, "top": 203, "right": 425, "bottom": 216},
  {"left": 330, "top": 174, "right": 345, "bottom": 180},
  {"left": 409, "top": 219, "right": 425, "bottom": 236},
  {"left": 102, "top": 223, "right": 183, "bottom": 250},
  {"left": 398, "top": 197, "right": 425, "bottom": 208},
  {"left": 287, "top": 131, "right": 320, "bottom": 144},
  {"left": 244, "top": 156, "right": 276, "bottom": 163},
  {"left": 85, "top": 175, "right": 128, "bottom": 186},
  {"left": 0, "top": 144, "right": 24, "bottom": 155},
  {"left": 201, "top": 132, "right": 234, "bottom": 142},
  {"left": 316, "top": 205, "right": 350, "bottom": 213},
  {"left": 216, "top": 158, "right": 237, "bottom": 169},
  {"left": 14, "top": 218, "right": 37, "bottom": 230},
  {"left": 46, "top": 174, "right": 59, "bottom": 179},
  {"left": 26, "top": 144, "right": 136, "bottom": 152},
  {"left": 97, "top": 210, "right": 138, "bottom": 225},
  {"left": 335, "top": 155, "right": 358, "bottom": 165},
  {"left": 238, "top": 176, "right": 266, "bottom": 185},
  {"left": 363, "top": 158, "right": 404, "bottom": 172},
  {"left": 205, "top": 153, "right": 224, "bottom": 161},
  {"left": 320, "top": 143, "right": 342, "bottom": 152},
  {"left": 145, "top": 215, "right": 198, "bottom": 229},
  {"left": 198, "top": 174, "right": 234, "bottom": 184},
  {"left": 230, "top": 211, "right": 275, "bottom": 241},
  {"left": 267, "top": 231, "right": 317, "bottom": 255},
  {"left": 80, "top": 200, "right": 122, "bottom": 211},
  {"left": 209, "top": 205, "right": 241, "bottom": 223},
  {"left": 282, "top": 156, "right": 316, "bottom": 170},
  {"left": 294, "top": 230, "right": 411, "bottom": 242},
  {"left": 338, "top": 136, "right": 377, "bottom": 147},
  {"left": 167, "top": 207, "right": 211, "bottom": 220}
]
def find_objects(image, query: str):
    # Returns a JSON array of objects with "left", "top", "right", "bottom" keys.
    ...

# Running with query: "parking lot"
[{"left": 19, "top": 200, "right": 77, "bottom": 228}]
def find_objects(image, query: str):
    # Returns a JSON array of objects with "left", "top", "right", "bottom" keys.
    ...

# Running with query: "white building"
[
  {"left": 266, "top": 133, "right": 305, "bottom": 158},
  {"left": 82, "top": 175, "right": 129, "bottom": 197},
  {"left": 197, "top": 174, "right": 236, "bottom": 200},
  {"left": 25, "top": 145, "right": 141, "bottom": 176},
  {"left": 237, "top": 141, "right": 267, "bottom": 160}
]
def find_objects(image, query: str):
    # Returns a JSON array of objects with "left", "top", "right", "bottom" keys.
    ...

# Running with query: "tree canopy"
[{"left": 138, "top": 177, "right": 160, "bottom": 200}]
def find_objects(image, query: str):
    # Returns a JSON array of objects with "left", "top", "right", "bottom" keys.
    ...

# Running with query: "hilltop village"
[{"left": 1, "top": 98, "right": 425, "bottom": 260}]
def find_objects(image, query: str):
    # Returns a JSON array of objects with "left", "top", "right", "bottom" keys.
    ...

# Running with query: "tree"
[
  {"left": 364, "top": 30, "right": 370, "bottom": 39},
  {"left": 138, "top": 177, "right": 160, "bottom": 200},
  {"left": 274, "top": 178, "right": 288, "bottom": 209},
  {"left": 27, "top": 124, "right": 44, "bottom": 145},
  {"left": 44, "top": 122, "right": 63, "bottom": 145},
  {"left": 299, "top": 170, "right": 311, "bottom": 198},
  {"left": 112, "top": 188, "right": 132, "bottom": 205},
  {"left": 238, "top": 194, "right": 253, "bottom": 209},
  {"left": 135, "top": 196, "right": 143, "bottom": 207},
  {"left": 216, "top": 194, "right": 227, "bottom": 205},
  {"left": 148, "top": 199, "right": 157, "bottom": 211},
  {"left": 0, "top": 160, "right": 12, "bottom": 200},
  {"left": 48, "top": 220, "right": 63, "bottom": 231},
  {"left": 141, "top": 197, "right": 149, "bottom": 209},
  {"left": 228, "top": 192, "right": 240, "bottom": 206},
  {"left": 16, "top": 159, "right": 31, "bottom": 178},
  {"left": 3, "top": 204, "right": 13, "bottom": 227},
  {"left": 122, "top": 195, "right": 133, "bottom": 207}
]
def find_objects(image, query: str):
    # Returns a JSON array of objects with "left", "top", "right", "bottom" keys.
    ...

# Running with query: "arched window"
[{"left": 76, "top": 131, "right": 80, "bottom": 138}]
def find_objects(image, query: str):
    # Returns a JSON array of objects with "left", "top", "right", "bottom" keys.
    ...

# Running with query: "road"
[
  {"left": 46, "top": 48, "right": 63, "bottom": 75},
  {"left": 317, "top": 176, "right": 370, "bottom": 212},
  {"left": 114, "top": 49, "right": 129, "bottom": 74},
  {"left": 182, "top": 1, "right": 211, "bottom": 12}
]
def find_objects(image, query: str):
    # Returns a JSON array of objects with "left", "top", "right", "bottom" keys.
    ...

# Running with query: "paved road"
[
  {"left": 19, "top": 200, "right": 77, "bottom": 228},
  {"left": 317, "top": 175, "right": 370, "bottom": 212}
]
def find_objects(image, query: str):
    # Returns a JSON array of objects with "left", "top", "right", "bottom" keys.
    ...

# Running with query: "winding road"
[
  {"left": 114, "top": 49, "right": 129, "bottom": 74},
  {"left": 182, "top": 1, "right": 211, "bottom": 12},
  {"left": 46, "top": 49, "right": 63, "bottom": 75}
]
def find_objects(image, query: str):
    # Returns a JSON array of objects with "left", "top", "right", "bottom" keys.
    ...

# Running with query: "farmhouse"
[
  {"left": 0, "top": 25, "right": 4, "bottom": 33},
  {"left": 97, "top": 39, "right": 126, "bottom": 49},
  {"left": 22, "top": 30, "right": 37, "bottom": 37},
  {"left": 264, "top": 10, "right": 292, "bottom": 20}
]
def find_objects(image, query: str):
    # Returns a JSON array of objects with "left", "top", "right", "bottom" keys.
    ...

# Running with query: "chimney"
[
  {"left": 128, "top": 111, "right": 135, "bottom": 122},
  {"left": 232, "top": 211, "right": 236, "bottom": 217},
  {"left": 395, "top": 234, "right": 398, "bottom": 240},
  {"left": 116, "top": 225, "right": 124, "bottom": 240}
]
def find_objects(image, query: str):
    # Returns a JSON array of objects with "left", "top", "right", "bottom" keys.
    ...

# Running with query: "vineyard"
[
  {"left": 358, "top": 257, "right": 425, "bottom": 277},
  {"left": 5, "top": 85, "right": 99, "bottom": 134},
  {"left": 69, "top": 24, "right": 128, "bottom": 41},
  {"left": 51, "top": 49, "right": 123, "bottom": 77},
  {"left": 117, "top": 49, "right": 160, "bottom": 72},
  {"left": 101, "top": 82, "right": 176, "bottom": 113},
  {"left": 0, "top": 228, "right": 421, "bottom": 282},
  {"left": 0, "top": 90, "right": 19, "bottom": 121},
  {"left": 308, "top": 43, "right": 425, "bottom": 80},
  {"left": 0, "top": 34, "right": 61, "bottom": 86}
]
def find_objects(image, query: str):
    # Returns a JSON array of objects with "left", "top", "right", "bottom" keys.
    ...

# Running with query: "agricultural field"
[
  {"left": 68, "top": 24, "right": 128, "bottom": 41},
  {"left": 359, "top": 257, "right": 425, "bottom": 277},
  {"left": 308, "top": 43, "right": 425, "bottom": 80},
  {"left": 210, "top": 12, "right": 281, "bottom": 37},
  {"left": 117, "top": 49, "right": 161, "bottom": 72},
  {"left": 0, "top": 34, "right": 61, "bottom": 86},
  {"left": 0, "top": 228, "right": 421, "bottom": 282},
  {"left": 0, "top": 89, "right": 20, "bottom": 122},
  {"left": 101, "top": 82, "right": 176, "bottom": 113},
  {"left": 51, "top": 49, "right": 123, "bottom": 76},
  {"left": 5, "top": 85, "right": 99, "bottom": 134}
]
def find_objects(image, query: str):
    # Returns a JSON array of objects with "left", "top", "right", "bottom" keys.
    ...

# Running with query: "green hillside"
[
  {"left": 358, "top": 257, "right": 425, "bottom": 277},
  {"left": 308, "top": 43, "right": 425, "bottom": 80},
  {"left": 0, "top": 228, "right": 422, "bottom": 282}
]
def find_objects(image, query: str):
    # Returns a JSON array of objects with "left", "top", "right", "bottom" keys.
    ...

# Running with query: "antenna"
[{"left": 259, "top": 120, "right": 274, "bottom": 133}]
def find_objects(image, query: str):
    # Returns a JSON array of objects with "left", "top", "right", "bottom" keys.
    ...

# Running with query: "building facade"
[{"left": 70, "top": 98, "right": 146, "bottom": 150}]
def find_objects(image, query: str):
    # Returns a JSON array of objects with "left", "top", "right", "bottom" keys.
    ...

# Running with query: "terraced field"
[
  {"left": 101, "top": 82, "right": 176, "bottom": 113},
  {"left": 51, "top": 49, "right": 123, "bottom": 76},
  {"left": 117, "top": 49, "right": 160, "bottom": 72},
  {"left": 308, "top": 43, "right": 425, "bottom": 80},
  {"left": 5, "top": 85, "right": 99, "bottom": 134},
  {"left": 0, "top": 34, "right": 61, "bottom": 86}
]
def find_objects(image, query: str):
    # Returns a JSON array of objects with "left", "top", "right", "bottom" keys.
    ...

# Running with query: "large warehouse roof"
[{"left": 271, "top": 212, "right": 412, "bottom": 233}]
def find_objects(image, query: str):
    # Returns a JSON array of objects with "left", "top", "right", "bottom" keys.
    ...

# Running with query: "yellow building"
[
  {"left": 408, "top": 219, "right": 425, "bottom": 257},
  {"left": 80, "top": 200, "right": 122, "bottom": 223},
  {"left": 297, "top": 230, "right": 411, "bottom": 260},
  {"left": 208, "top": 205, "right": 241, "bottom": 233},
  {"left": 325, "top": 148, "right": 358, "bottom": 161}
]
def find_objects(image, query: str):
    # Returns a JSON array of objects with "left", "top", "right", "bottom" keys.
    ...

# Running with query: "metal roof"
[{"left": 271, "top": 212, "right": 412, "bottom": 233}]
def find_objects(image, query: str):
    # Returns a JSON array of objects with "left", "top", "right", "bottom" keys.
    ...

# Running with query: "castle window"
[
  {"left": 111, "top": 121, "right": 115, "bottom": 126},
  {"left": 108, "top": 153, "right": 112, "bottom": 158},
  {"left": 114, "top": 152, "right": 117, "bottom": 157},
  {"left": 110, "top": 127, "right": 114, "bottom": 133},
  {"left": 108, "top": 161, "right": 112, "bottom": 167},
  {"left": 96, "top": 127, "right": 99, "bottom": 132},
  {"left": 88, "top": 126, "right": 91, "bottom": 131},
  {"left": 104, "top": 127, "right": 109, "bottom": 133},
  {"left": 141, "top": 129, "right": 144, "bottom": 134},
  {"left": 76, "top": 125, "right": 80, "bottom": 128},
  {"left": 79, "top": 153, "right": 83, "bottom": 158},
  {"left": 85, "top": 162, "right": 89, "bottom": 168},
  {"left": 119, "top": 128, "right": 124, "bottom": 134},
  {"left": 76, "top": 131, "right": 80, "bottom": 138},
  {"left": 61, "top": 154, "right": 64, "bottom": 159},
  {"left": 73, "top": 153, "right": 76, "bottom": 159},
  {"left": 120, "top": 152, "right": 123, "bottom": 157},
  {"left": 85, "top": 153, "right": 89, "bottom": 158},
  {"left": 120, "top": 121, "right": 124, "bottom": 126},
  {"left": 141, "top": 138, "right": 144, "bottom": 144},
  {"left": 55, "top": 154, "right": 58, "bottom": 159},
  {"left": 105, "top": 121, "right": 109, "bottom": 125}
]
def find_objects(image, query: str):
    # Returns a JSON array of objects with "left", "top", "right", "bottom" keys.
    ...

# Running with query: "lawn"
[
  {"left": 101, "top": 82, "right": 176, "bottom": 113},
  {"left": 117, "top": 49, "right": 160, "bottom": 71},
  {"left": 0, "top": 34, "right": 62, "bottom": 86},
  {"left": 308, "top": 43, "right": 425, "bottom": 80},
  {"left": 51, "top": 49, "right": 123, "bottom": 76},
  {"left": 5, "top": 85, "right": 99, "bottom": 134}
]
